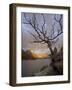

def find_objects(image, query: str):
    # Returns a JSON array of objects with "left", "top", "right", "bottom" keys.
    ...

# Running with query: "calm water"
[{"left": 22, "top": 59, "right": 51, "bottom": 77}]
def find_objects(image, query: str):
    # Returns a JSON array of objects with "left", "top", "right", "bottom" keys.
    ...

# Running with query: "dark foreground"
[{"left": 22, "top": 58, "right": 63, "bottom": 77}]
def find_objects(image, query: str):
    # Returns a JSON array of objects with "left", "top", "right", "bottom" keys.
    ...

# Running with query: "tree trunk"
[
  {"left": 47, "top": 43, "right": 60, "bottom": 74},
  {"left": 47, "top": 43, "right": 55, "bottom": 62}
]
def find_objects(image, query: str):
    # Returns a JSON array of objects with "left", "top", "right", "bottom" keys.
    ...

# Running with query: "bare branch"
[
  {"left": 54, "top": 15, "right": 63, "bottom": 32},
  {"left": 49, "top": 15, "right": 63, "bottom": 40},
  {"left": 23, "top": 13, "right": 32, "bottom": 24},
  {"left": 41, "top": 14, "right": 45, "bottom": 32},
  {"left": 54, "top": 15, "right": 62, "bottom": 22},
  {"left": 23, "top": 13, "right": 41, "bottom": 38},
  {"left": 22, "top": 13, "right": 63, "bottom": 50},
  {"left": 28, "top": 32, "right": 38, "bottom": 40},
  {"left": 49, "top": 22, "right": 55, "bottom": 39},
  {"left": 23, "top": 13, "right": 47, "bottom": 42},
  {"left": 49, "top": 31, "right": 63, "bottom": 40},
  {"left": 33, "top": 41, "right": 44, "bottom": 43}
]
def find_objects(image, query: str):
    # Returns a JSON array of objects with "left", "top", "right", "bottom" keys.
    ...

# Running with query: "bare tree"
[{"left": 22, "top": 13, "right": 63, "bottom": 74}]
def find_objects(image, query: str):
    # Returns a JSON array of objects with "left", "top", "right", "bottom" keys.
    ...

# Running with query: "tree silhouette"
[{"left": 22, "top": 13, "right": 63, "bottom": 74}]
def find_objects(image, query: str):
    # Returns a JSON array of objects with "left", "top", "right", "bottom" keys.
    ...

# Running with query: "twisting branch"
[
  {"left": 28, "top": 31, "right": 45, "bottom": 43},
  {"left": 49, "top": 31, "right": 63, "bottom": 40},
  {"left": 23, "top": 13, "right": 43, "bottom": 41},
  {"left": 28, "top": 32, "right": 38, "bottom": 41},
  {"left": 49, "top": 22, "right": 55, "bottom": 39},
  {"left": 54, "top": 14, "right": 63, "bottom": 32},
  {"left": 22, "top": 13, "right": 48, "bottom": 43},
  {"left": 41, "top": 14, "right": 45, "bottom": 32},
  {"left": 22, "top": 13, "right": 63, "bottom": 45},
  {"left": 41, "top": 14, "right": 48, "bottom": 39},
  {"left": 48, "top": 15, "right": 63, "bottom": 41}
]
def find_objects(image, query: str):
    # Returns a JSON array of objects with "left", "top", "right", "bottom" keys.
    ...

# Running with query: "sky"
[{"left": 21, "top": 12, "right": 63, "bottom": 53}]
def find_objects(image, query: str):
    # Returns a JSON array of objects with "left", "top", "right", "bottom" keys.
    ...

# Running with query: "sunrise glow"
[{"left": 30, "top": 49, "right": 48, "bottom": 59}]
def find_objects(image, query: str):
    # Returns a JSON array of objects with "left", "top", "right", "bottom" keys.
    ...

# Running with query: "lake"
[{"left": 22, "top": 58, "right": 51, "bottom": 77}]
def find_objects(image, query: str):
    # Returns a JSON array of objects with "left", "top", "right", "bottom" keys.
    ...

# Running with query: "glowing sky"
[{"left": 31, "top": 49, "right": 49, "bottom": 58}]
